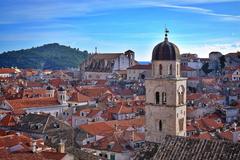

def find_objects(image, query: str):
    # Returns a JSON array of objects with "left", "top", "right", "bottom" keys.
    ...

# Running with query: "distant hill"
[
  {"left": 138, "top": 61, "right": 151, "bottom": 65},
  {"left": 0, "top": 43, "right": 88, "bottom": 69}
]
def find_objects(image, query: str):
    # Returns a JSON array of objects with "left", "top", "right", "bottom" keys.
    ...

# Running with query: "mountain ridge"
[{"left": 0, "top": 43, "right": 88, "bottom": 70}]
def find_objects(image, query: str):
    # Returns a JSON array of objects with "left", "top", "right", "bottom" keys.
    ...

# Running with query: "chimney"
[
  {"left": 131, "top": 131, "right": 135, "bottom": 141},
  {"left": 57, "top": 139, "right": 65, "bottom": 153},
  {"left": 232, "top": 131, "right": 240, "bottom": 143},
  {"left": 32, "top": 141, "right": 37, "bottom": 153},
  {"left": 232, "top": 122, "right": 237, "bottom": 131}
]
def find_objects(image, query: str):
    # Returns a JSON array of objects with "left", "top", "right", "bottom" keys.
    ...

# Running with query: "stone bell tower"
[{"left": 145, "top": 29, "right": 187, "bottom": 143}]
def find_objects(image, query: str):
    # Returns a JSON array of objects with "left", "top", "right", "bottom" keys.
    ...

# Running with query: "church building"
[
  {"left": 79, "top": 50, "right": 136, "bottom": 80},
  {"left": 145, "top": 29, "right": 187, "bottom": 143}
]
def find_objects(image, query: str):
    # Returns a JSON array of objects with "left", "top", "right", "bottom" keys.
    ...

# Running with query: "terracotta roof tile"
[
  {"left": 127, "top": 64, "right": 151, "bottom": 70},
  {"left": 7, "top": 97, "right": 60, "bottom": 114},
  {"left": 80, "top": 117, "right": 145, "bottom": 136},
  {"left": 80, "top": 122, "right": 114, "bottom": 136},
  {"left": 69, "top": 92, "right": 91, "bottom": 103},
  {"left": 191, "top": 132, "right": 213, "bottom": 140},
  {"left": 0, "top": 114, "right": 17, "bottom": 126},
  {"left": 108, "top": 103, "right": 134, "bottom": 114},
  {"left": 0, "top": 68, "right": 18, "bottom": 74}
]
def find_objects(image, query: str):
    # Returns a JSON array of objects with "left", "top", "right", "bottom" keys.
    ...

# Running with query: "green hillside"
[{"left": 0, "top": 43, "right": 88, "bottom": 69}]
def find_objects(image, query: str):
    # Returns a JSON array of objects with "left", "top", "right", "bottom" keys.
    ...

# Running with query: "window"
[
  {"left": 169, "top": 64, "right": 172, "bottom": 75},
  {"left": 159, "top": 120, "right": 162, "bottom": 131},
  {"left": 162, "top": 92, "right": 167, "bottom": 104},
  {"left": 159, "top": 64, "right": 162, "bottom": 75},
  {"left": 178, "top": 92, "right": 184, "bottom": 105},
  {"left": 178, "top": 86, "right": 185, "bottom": 105},
  {"left": 153, "top": 64, "right": 155, "bottom": 75},
  {"left": 179, "top": 118, "right": 184, "bottom": 131},
  {"left": 177, "top": 64, "right": 179, "bottom": 75},
  {"left": 155, "top": 92, "right": 160, "bottom": 104},
  {"left": 110, "top": 154, "right": 115, "bottom": 160}
]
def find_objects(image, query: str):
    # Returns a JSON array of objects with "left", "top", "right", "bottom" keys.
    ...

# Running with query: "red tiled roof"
[
  {"left": 69, "top": 92, "right": 91, "bottom": 103},
  {"left": 127, "top": 64, "right": 151, "bottom": 70},
  {"left": 0, "top": 131, "right": 66, "bottom": 160},
  {"left": 41, "top": 151, "right": 67, "bottom": 160},
  {"left": 0, "top": 68, "right": 17, "bottom": 74},
  {"left": 219, "top": 130, "right": 232, "bottom": 141},
  {"left": 181, "top": 65, "right": 195, "bottom": 71},
  {"left": 120, "top": 88, "right": 133, "bottom": 96},
  {"left": 187, "top": 93, "right": 202, "bottom": 101},
  {"left": 49, "top": 78, "right": 65, "bottom": 88},
  {"left": 23, "top": 88, "right": 48, "bottom": 98},
  {"left": 202, "top": 78, "right": 216, "bottom": 85},
  {"left": 195, "top": 118, "right": 223, "bottom": 131},
  {"left": 82, "top": 131, "right": 128, "bottom": 153},
  {"left": 187, "top": 123, "right": 196, "bottom": 132},
  {"left": 186, "top": 107, "right": 197, "bottom": 114},
  {"left": 77, "top": 87, "right": 112, "bottom": 98},
  {"left": 191, "top": 132, "right": 212, "bottom": 140},
  {"left": 87, "top": 109, "right": 101, "bottom": 118},
  {"left": 0, "top": 114, "right": 17, "bottom": 126},
  {"left": 7, "top": 97, "right": 60, "bottom": 114},
  {"left": 80, "top": 117, "right": 145, "bottom": 136},
  {"left": 108, "top": 103, "right": 135, "bottom": 114},
  {"left": 80, "top": 122, "right": 114, "bottom": 136},
  {"left": 187, "top": 77, "right": 200, "bottom": 81},
  {"left": 208, "top": 93, "right": 225, "bottom": 101},
  {"left": 26, "top": 81, "right": 45, "bottom": 88}
]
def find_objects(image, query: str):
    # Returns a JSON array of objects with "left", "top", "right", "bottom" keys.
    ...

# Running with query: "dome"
[
  {"left": 46, "top": 86, "right": 53, "bottom": 90},
  {"left": 58, "top": 87, "right": 65, "bottom": 91},
  {"left": 152, "top": 31, "right": 180, "bottom": 61}
]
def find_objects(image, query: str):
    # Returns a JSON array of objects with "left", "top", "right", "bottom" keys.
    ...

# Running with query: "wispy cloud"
[
  {"left": 139, "top": 1, "right": 240, "bottom": 21},
  {"left": 0, "top": 0, "right": 240, "bottom": 24},
  {"left": 180, "top": 41, "right": 240, "bottom": 57},
  {"left": 170, "top": 0, "right": 239, "bottom": 4}
]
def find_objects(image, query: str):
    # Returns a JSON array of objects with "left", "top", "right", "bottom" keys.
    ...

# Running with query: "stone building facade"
[
  {"left": 145, "top": 31, "right": 187, "bottom": 143},
  {"left": 79, "top": 50, "right": 135, "bottom": 80}
]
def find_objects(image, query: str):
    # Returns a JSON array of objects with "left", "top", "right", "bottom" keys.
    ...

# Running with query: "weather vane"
[{"left": 164, "top": 25, "right": 169, "bottom": 39}]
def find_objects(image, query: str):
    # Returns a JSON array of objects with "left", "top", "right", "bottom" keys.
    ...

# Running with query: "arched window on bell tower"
[
  {"left": 159, "top": 120, "right": 162, "bottom": 131},
  {"left": 181, "top": 92, "right": 184, "bottom": 104},
  {"left": 178, "top": 86, "right": 185, "bottom": 105},
  {"left": 155, "top": 92, "right": 160, "bottom": 104},
  {"left": 177, "top": 64, "right": 179, "bottom": 76},
  {"left": 159, "top": 64, "right": 162, "bottom": 75},
  {"left": 152, "top": 64, "right": 155, "bottom": 76},
  {"left": 169, "top": 64, "right": 172, "bottom": 75},
  {"left": 162, "top": 92, "right": 167, "bottom": 104}
]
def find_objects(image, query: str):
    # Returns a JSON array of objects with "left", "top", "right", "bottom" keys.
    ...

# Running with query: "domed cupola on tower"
[
  {"left": 145, "top": 28, "right": 187, "bottom": 143},
  {"left": 152, "top": 37, "right": 180, "bottom": 61},
  {"left": 151, "top": 29, "right": 181, "bottom": 78}
]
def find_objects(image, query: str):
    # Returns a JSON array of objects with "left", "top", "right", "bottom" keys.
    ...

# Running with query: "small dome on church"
[
  {"left": 58, "top": 87, "right": 65, "bottom": 91},
  {"left": 46, "top": 86, "right": 53, "bottom": 90},
  {"left": 152, "top": 30, "right": 180, "bottom": 61}
]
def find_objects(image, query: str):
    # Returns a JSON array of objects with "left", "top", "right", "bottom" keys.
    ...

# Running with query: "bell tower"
[{"left": 145, "top": 29, "right": 187, "bottom": 143}]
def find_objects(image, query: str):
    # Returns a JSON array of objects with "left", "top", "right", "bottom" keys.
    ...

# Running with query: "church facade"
[
  {"left": 145, "top": 30, "right": 187, "bottom": 143},
  {"left": 79, "top": 50, "right": 135, "bottom": 80}
]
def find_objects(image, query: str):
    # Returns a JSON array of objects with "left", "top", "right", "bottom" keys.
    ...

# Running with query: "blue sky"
[{"left": 0, "top": 0, "right": 240, "bottom": 60}]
